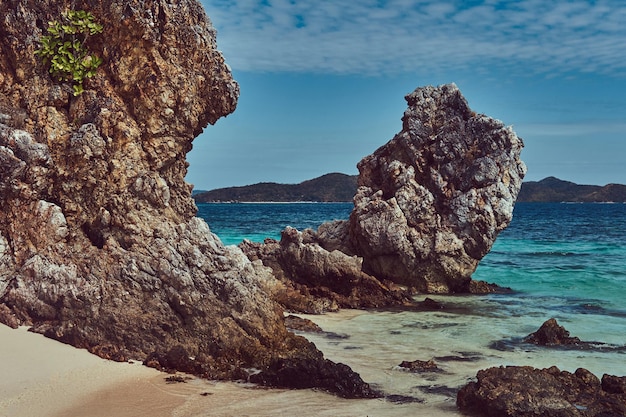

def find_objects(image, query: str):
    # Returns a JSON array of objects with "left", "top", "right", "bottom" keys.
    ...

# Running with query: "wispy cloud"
[{"left": 201, "top": 0, "right": 626, "bottom": 76}]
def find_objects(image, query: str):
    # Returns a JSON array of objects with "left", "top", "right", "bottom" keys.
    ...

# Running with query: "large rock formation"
[
  {"left": 457, "top": 366, "right": 626, "bottom": 417},
  {"left": 341, "top": 84, "right": 526, "bottom": 292},
  {"left": 0, "top": 0, "right": 375, "bottom": 397},
  {"left": 245, "top": 84, "right": 526, "bottom": 299}
]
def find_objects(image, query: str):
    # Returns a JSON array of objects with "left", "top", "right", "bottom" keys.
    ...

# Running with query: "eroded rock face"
[
  {"left": 457, "top": 366, "right": 626, "bottom": 417},
  {"left": 240, "top": 227, "right": 416, "bottom": 313},
  {"left": 344, "top": 83, "right": 526, "bottom": 293},
  {"left": 0, "top": 0, "right": 374, "bottom": 395}
]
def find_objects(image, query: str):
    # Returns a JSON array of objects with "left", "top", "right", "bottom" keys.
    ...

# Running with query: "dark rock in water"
[
  {"left": 417, "top": 384, "right": 459, "bottom": 398},
  {"left": 468, "top": 279, "right": 513, "bottom": 294},
  {"left": 457, "top": 365, "right": 626, "bottom": 417},
  {"left": 435, "top": 353, "right": 483, "bottom": 362},
  {"left": 0, "top": 0, "right": 373, "bottom": 398},
  {"left": 493, "top": 319, "right": 622, "bottom": 353},
  {"left": 421, "top": 297, "right": 445, "bottom": 309},
  {"left": 525, "top": 318, "right": 582, "bottom": 346},
  {"left": 603, "top": 374, "right": 626, "bottom": 394},
  {"left": 284, "top": 315, "right": 323, "bottom": 333},
  {"left": 250, "top": 356, "right": 381, "bottom": 399},
  {"left": 398, "top": 359, "right": 442, "bottom": 373},
  {"left": 385, "top": 394, "right": 425, "bottom": 404}
]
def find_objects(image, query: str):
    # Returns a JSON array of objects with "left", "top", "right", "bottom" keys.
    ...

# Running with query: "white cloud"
[{"left": 201, "top": 0, "right": 626, "bottom": 77}]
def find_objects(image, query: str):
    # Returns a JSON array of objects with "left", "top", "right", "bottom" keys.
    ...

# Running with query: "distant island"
[
  {"left": 193, "top": 173, "right": 358, "bottom": 202},
  {"left": 193, "top": 174, "right": 626, "bottom": 203},
  {"left": 517, "top": 176, "right": 626, "bottom": 202}
]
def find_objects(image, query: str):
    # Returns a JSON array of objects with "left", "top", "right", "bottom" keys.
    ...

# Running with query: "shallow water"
[{"left": 196, "top": 201, "right": 626, "bottom": 414}]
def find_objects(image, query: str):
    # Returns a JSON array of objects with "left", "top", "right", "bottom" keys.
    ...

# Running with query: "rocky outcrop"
[
  {"left": 525, "top": 318, "right": 582, "bottom": 346},
  {"left": 240, "top": 227, "right": 416, "bottom": 313},
  {"left": 246, "top": 84, "right": 525, "bottom": 298},
  {"left": 339, "top": 84, "right": 526, "bottom": 292},
  {"left": 0, "top": 0, "right": 374, "bottom": 397},
  {"left": 457, "top": 366, "right": 626, "bottom": 417}
]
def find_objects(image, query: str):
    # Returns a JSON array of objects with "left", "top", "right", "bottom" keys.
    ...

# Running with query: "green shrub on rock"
[{"left": 35, "top": 9, "right": 103, "bottom": 96}]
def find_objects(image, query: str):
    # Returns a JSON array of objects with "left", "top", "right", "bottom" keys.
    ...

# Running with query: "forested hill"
[
  {"left": 517, "top": 177, "right": 626, "bottom": 202},
  {"left": 193, "top": 173, "right": 358, "bottom": 202},
  {"left": 193, "top": 174, "right": 626, "bottom": 203}
]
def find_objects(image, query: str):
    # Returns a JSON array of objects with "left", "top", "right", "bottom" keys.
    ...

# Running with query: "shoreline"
[
  {"left": 0, "top": 325, "right": 187, "bottom": 417},
  {"left": 0, "top": 323, "right": 458, "bottom": 417}
]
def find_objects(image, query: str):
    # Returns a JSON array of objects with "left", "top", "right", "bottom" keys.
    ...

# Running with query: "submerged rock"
[
  {"left": 0, "top": 0, "right": 374, "bottom": 397},
  {"left": 457, "top": 365, "right": 626, "bottom": 417},
  {"left": 398, "top": 359, "right": 442, "bottom": 373}
]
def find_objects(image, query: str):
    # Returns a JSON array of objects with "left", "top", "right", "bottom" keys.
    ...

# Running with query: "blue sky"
[{"left": 189, "top": 0, "right": 626, "bottom": 190}]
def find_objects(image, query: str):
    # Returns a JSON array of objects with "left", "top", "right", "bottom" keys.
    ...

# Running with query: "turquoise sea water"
[
  {"left": 196, "top": 202, "right": 626, "bottom": 414},
  {"left": 197, "top": 202, "right": 353, "bottom": 246}
]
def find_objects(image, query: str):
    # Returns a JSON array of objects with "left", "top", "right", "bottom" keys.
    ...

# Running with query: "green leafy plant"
[{"left": 35, "top": 9, "right": 103, "bottom": 96}]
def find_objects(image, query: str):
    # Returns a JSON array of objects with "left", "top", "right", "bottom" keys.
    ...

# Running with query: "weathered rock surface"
[
  {"left": 250, "top": 355, "right": 381, "bottom": 399},
  {"left": 245, "top": 83, "right": 525, "bottom": 298},
  {"left": 240, "top": 227, "right": 416, "bottom": 313},
  {"left": 457, "top": 365, "right": 626, "bottom": 417},
  {"left": 341, "top": 83, "right": 526, "bottom": 292},
  {"left": 525, "top": 318, "right": 582, "bottom": 346},
  {"left": 0, "top": 0, "right": 374, "bottom": 396},
  {"left": 284, "top": 314, "right": 323, "bottom": 333}
]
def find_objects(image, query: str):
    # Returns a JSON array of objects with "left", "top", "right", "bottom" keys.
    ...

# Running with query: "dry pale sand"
[{"left": 0, "top": 324, "right": 191, "bottom": 417}]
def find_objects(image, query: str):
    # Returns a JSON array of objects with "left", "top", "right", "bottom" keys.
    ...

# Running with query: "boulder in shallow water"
[
  {"left": 457, "top": 365, "right": 626, "bottom": 417},
  {"left": 250, "top": 355, "right": 381, "bottom": 399},
  {"left": 525, "top": 318, "right": 582, "bottom": 346}
]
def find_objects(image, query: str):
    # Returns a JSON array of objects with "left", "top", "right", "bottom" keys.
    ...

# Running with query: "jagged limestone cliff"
[{"left": 0, "top": 0, "right": 374, "bottom": 397}]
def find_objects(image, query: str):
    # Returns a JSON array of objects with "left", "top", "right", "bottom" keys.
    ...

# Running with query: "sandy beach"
[
  {"left": 0, "top": 323, "right": 457, "bottom": 417},
  {"left": 0, "top": 325, "right": 192, "bottom": 417}
]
